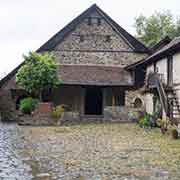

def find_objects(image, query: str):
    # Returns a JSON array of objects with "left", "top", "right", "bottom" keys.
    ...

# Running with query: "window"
[
  {"left": 115, "top": 92, "right": 125, "bottom": 106},
  {"left": 106, "top": 35, "right": 111, "bottom": 42},
  {"left": 80, "top": 35, "right": 84, "bottom": 42},
  {"left": 88, "top": 17, "right": 92, "bottom": 26},
  {"left": 134, "top": 98, "right": 143, "bottom": 108},
  {"left": 97, "top": 18, "right": 101, "bottom": 26}
]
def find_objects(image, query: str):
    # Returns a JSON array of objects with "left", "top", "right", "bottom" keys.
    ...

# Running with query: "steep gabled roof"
[
  {"left": 37, "top": 4, "right": 149, "bottom": 53},
  {"left": 125, "top": 36, "right": 177, "bottom": 70},
  {"left": 150, "top": 36, "right": 171, "bottom": 53},
  {"left": 0, "top": 62, "right": 24, "bottom": 88}
]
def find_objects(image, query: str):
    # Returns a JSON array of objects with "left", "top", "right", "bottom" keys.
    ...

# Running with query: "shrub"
[
  {"left": 20, "top": 97, "right": 37, "bottom": 114},
  {"left": 51, "top": 105, "right": 65, "bottom": 119},
  {"left": 171, "top": 128, "right": 178, "bottom": 139},
  {"left": 138, "top": 113, "right": 154, "bottom": 128}
]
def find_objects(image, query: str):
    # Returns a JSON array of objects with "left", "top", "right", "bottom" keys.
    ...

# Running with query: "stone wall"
[
  {"left": 0, "top": 89, "right": 17, "bottom": 121},
  {"left": 54, "top": 51, "right": 146, "bottom": 67},
  {"left": 53, "top": 11, "right": 147, "bottom": 67},
  {"left": 0, "top": 76, "right": 19, "bottom": 121},
  {"left": 173, "top": 52, "right": 180, "bottom": 85},
  {"left": 55, "top": 11, "right": 132, "bottom": 51},
  {"left": 125, "top": 89, "right": 144, "bottom": 107},
  {"left": 104, "top": 106, "right": 144, "bottom": 122}
]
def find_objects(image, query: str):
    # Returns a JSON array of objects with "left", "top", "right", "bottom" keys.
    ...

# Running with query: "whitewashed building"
[{"left": 127, "top": 36, "right": 180, "bottom": 123}]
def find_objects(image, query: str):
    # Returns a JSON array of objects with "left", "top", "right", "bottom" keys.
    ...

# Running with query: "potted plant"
[
  {"left": 51, "top": 105, "right": 65, "bottom": 125},
  {"left": 157, "top": 118, "right": 169, "bottom": 134},
  {"left": 171, "top": 128, "right": 178, "bottom": 139}
]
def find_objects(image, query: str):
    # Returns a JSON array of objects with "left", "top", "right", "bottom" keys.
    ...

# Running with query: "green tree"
[
  {"left": 134, "top": 11, "right": 180, "bottom": 47},
  {"left": 16, "top": 52, "right": 61, "bottom": 101}
]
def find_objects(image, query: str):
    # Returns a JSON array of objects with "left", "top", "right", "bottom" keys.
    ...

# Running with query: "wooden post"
[{"left": 112, "top": 93, "right": 115, "bottom": 106}]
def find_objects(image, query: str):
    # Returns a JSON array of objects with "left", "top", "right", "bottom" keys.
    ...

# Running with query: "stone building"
[{"left": 0, "top": 4, "right": 149, "bottom": 122}]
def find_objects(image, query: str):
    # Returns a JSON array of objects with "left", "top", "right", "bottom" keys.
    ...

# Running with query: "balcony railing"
[{"left": 146, "top": 72, "right": 165, "bottom": 88}]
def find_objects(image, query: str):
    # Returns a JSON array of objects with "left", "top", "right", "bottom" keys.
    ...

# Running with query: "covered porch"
[
  {"left": 50, "top": 64, "right": 143, "bottom": 122},
  {"left": 52, "top": 85, "right": 126, "bottom": 118}
]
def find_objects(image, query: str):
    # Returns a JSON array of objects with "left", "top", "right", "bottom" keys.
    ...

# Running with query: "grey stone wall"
[
  {"left": 55, "top": 11, "right": 132, "bottom": 51},
  {"left": 125, "top": 89, "right": 145, "bottom": 108},
  {"left": 54, "top": 51, "right": 146, "bottom": 67},
  {"left": 104, "top": 106, "right": 144, "bottom": 122},
  {"left": 0, "top": 76, "right": 19, "bottom": 121},
  {"left": 18, "top": 114, "right": 61, "bottom": 126},
  {"left": 0, "top": 89, "right": 16, "bottom": 121},
  {"left": 53, "top": 11, "right": 147, "bottom": 67}
]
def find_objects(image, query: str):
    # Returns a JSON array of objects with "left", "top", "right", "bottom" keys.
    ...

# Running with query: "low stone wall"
[
  {"left": 18, "top": 114, "right": 61, "bottom": 126},
  {"left": 18, "top": 107, "right": 144, "bottom": 126},
  {"left": 60, "top": 111, "right": 80, "bottom": 124},
  {"left": 18, "top": 111, "right": 80, "bottom": 126},
  {"left": 104, "top": 106, "right": 144, "bottom": 122}
]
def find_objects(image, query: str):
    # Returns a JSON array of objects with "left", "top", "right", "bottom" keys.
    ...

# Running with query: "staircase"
[
  {"left": 168, "top": 90, "right": 180, "bottom": 123},
  {"left": 155, "top": 75, "right": 169, "bottom": 116},
  {"left": 147, "top": 72, "right": 180, "bottom": 124}
]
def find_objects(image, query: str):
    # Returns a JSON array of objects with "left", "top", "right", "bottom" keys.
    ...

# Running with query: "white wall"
[
  {"left": 145, "top": 94, "right": 154, "bottom": 114},
  {"left": 172, "top": 52, "right": 180, "bottom": 102},
  {"left": 146, "top": 58, "right": 168, "bottom": 84},
  {"left": 145, "top": 58, "right": 167, "bottom": 115},
  {"left": 146, "top": 64, "right": 154, "bottom": 76},
  {"left": 156, "top": 58, "right": 167, "bottom": 84},
  {"left": 173, "top": 52, "right": 180, "bottom": 84}
]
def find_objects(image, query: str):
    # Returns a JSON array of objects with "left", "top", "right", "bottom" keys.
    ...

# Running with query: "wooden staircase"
[
  {"left": 168, "top": 90, "right": 180, "bottom": 123},
  {"left": 147, "top": 72, "right": 180, "bottom": 124}
]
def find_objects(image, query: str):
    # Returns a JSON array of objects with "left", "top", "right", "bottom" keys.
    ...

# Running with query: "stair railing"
[{"left": 147, "top": 72, "right": 168, "bottom": 117}]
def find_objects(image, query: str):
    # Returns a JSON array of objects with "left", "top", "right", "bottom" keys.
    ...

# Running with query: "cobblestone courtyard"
[{"left": 1, "top": 122, "right": 180, "bottom": 180}]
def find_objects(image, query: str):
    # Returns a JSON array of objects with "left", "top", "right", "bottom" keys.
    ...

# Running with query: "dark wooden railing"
[
  {"left": 147, "top": 72, "right": 169, "bottom": 117},
  {"left": 147, "top": 72, "right": 165, "bottom": 88}
]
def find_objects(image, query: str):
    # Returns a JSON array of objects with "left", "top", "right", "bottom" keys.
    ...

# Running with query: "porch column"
[{"left": 112, "top": 94, "right": 115, "bottom": 106}]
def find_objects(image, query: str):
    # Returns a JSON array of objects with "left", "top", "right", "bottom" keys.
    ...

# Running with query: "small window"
[
  {"left": 88, "top": 17, "right": 92, "bottom": 26},
  {"left": 97, "top": 18, "right": 101, "bottom": 26},
  {"left": 106, "top": 35, "right": 111, "bottom": 42},
  {"left": 115, "top": 92, "right": 125, "bottom": 106},
  {"left": 134, "top": 98, "right": 143, "bottom": 108}
]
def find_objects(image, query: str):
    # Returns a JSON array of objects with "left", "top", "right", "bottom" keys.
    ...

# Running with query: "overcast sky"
[{"left": 0, "top": 0, "right": 180, "bottom": 79}]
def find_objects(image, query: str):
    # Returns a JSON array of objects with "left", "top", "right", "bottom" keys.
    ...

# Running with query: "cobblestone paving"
[
  {"left": 0, "top": 122, "right": 180, "bottom": 180},
  {"left": 0, "top": 123, "right": 32, "bottom": 179}
]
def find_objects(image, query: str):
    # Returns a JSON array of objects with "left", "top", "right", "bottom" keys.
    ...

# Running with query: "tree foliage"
[
  {"left": 16, "top": 52, "right": 60, "bottom": 100},
  {"left": 134, "top": 11, "right": 180, "bottom": 47}
]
